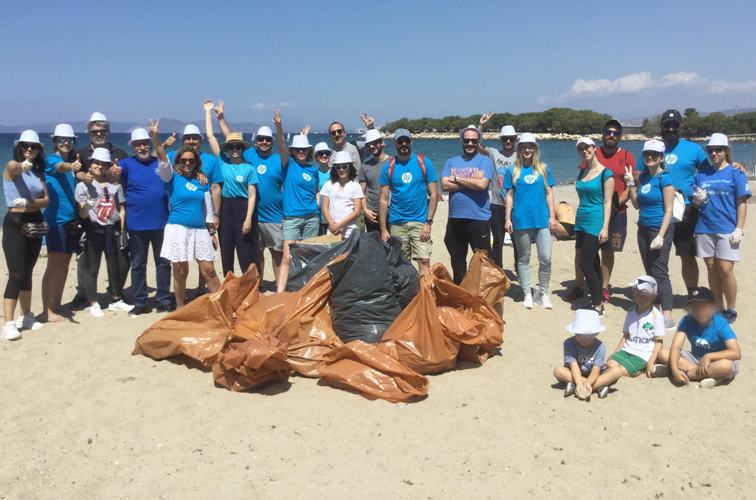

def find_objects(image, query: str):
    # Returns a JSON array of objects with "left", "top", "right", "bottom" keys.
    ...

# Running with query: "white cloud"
[
  {"left": 658, "top": 71, "right": 703, "bottom": 87},
  {"left": 252, "top": 101, "right": 266, "bottom": 109},
  {"left": 250, "top": 101, "right": 298, "bottom": 110},
  {"left": 707, "top": 79, "right": 756, "bottom": 94}
]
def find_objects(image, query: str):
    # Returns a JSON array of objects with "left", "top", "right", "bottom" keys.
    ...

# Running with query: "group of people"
[{"left": 2, "top": 105, "right": 750, "bottom": 396}]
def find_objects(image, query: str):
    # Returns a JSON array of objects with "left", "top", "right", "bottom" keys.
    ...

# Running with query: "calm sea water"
[{"left": 1, "top": 133, "right": 754, "bottom": 218}]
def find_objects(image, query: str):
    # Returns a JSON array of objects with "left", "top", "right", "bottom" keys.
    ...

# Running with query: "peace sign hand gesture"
[
  {"left": 272, "top": 109, "right": 282, "bottom": 126},
  {"left": 214, "top": 100, "right": 224, "bottom": 117},
  {"left": 360, "top": 112, "right": 375, "bottom": 129},
  {"left": 623, "top": 166, "right": 635, "bottom": 187},
  {"left": 149, "top": 118, "right": 160, "bottom": 135}
]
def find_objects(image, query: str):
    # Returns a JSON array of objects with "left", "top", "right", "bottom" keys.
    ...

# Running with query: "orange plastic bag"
[
  {"left": 460, "top": 251, "right": 510, "bottom": 307},
  {"left": 212, "top": 335, "right": 291, "bottom": 391},
  {"left": 219, "top": 265, "right": 261, "bottom": 314},
  {"left": 318, "top": 340, "right": 429, "bottom": 403}
]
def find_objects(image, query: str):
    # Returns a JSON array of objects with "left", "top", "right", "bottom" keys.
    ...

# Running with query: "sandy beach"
[{"left": 1, "top": 183, "right": 755, "bottom": 499}]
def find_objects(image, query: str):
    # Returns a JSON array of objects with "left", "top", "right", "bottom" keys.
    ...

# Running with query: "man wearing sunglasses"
[
  {"left": 379, "top": 129, "right": 439, "bottom": 275},
  {"left": 441, "top": 125, "right": 494, "bottom": 284},
  {"left": 328, "top": 121, "right": 362, "bottom": 172},
  {"left": 567, "top": 119, "right": 636, "bottom": 303},
  {"left": 359, "top": 128, "right": 390, "bottom": 234}
]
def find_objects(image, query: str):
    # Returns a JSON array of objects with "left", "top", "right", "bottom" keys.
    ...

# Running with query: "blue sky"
[{"left": 2, "top": 0, "right": 755, "bottom": 130}]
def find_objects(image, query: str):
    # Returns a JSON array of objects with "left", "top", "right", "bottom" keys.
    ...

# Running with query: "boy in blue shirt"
[
  {"left": 553, "top": 309, "right": 607, "bottom": 401},
  {"left": 656, "top": 287, "right": 741, "bottom": 388}
]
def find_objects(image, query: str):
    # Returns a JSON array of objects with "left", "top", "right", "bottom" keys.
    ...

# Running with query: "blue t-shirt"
[
  {"left": 678, "top": 313, "right": 737, "bottom": 358},
  {"left": 120, "top": 156, "right": 168, "bottom": 231},
  {"left": 43, "top": 154, "right": 77, "bottom": 226},
  {"left": 218, "top": 157, "right": 258, "bottom": 199},
  {"left": 243, "top": 149, "right": 284, "bottom": 223},
  {"left": 167, "top": 150, "right": 222, "bottom": 185},
  {"left": 166, "top": 174, "right": 210, "bottom": 229},
  {"left": 563, "top": 337, "right": 606, "bottom": 375},
  {"left": 694, "top": 165, "right": 751, "bottom": 234},
  {"left": 502, "top": 164, "right": 555, "bottom": 230},
  {"left": 637, "top": 170, "right": 673, "bottom": 228},
  {"left": 575, "top": 168, "right": 613, "bottom": 237},
  {"left": 441, "top": 153, "right": 494, "bottom": 221},
  {"left": 379, "top": 153, "right": 438, "bottom": 224},
  {"left": 659, "top": 140, "right": 709, "bottom": 200},
  {"left": 283, "top": 159, "right": 319, "bottom": 218}
]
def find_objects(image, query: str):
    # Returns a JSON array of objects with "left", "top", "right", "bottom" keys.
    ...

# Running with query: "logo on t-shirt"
[
  {"left": 665, "top": 153, "right": 678, "bottom": 165},
  {"left": 642, "top": 322, "right": 655, "bottom": 334},
  {"left": 303, "top": 173, "right": 312, "bottom": 182},
  {"left": 401, "top": 172, "right": 413, "bottom": 184},
  {"left": 257, "top": 164, "right": 267, "bottom": 175},
  {"left": 524, "top": 174, "right": 537, "bottom": 185},
  {"left": 185, "top": 182, "right": 197, "bottom": 192},
  {"left": 641, "top": 184, "right": 651, "bottom": 194},
  {"left": 694, "top": 338, "right": 711, "bottom": 350},
  {"left": 236, "top": 175, "right": 244, "bottom": 182},
  {"left": 95, "top": 195, "right": 115, "bottom": 224}
]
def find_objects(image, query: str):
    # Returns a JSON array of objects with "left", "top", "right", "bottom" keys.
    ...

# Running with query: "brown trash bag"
[
  {"left": 219, "top": 265, "right": 261, "bottom": 314},
  {"left": 278, "top": 316, "right": 344, "bottom": 377},
  {"left": 212, "top": 335, "right": 291, "bottom": 391},
  {"left": 132, "top": 289, "right": 235, "bottom": 366},
  {"left": 318, "top": 340, "right": 429, "bottom": 403},
  {"left": 460, "top": 250, "right": 510, "bottom": 307}
]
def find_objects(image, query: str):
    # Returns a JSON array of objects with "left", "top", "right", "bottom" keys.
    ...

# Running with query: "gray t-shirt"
[
  {"left": 563, "top": 337, "right": 606, "bottom": 375},
  {"left": 329, "top": 141, "right": 363, "bottom": 172},
  {"left": 358, "top": 155, "right": 387, "bottom": 212},
  {"left": 75, "top": 181, "right": 124, "bottom": 226},
  {"left": 485, "top": 147, "right": 517, "bottom": 206}
]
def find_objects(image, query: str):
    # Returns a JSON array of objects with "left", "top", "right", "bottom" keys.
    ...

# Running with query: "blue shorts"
[
  {"left": 681, "top": 350, "right": 739, "bottom": 379},
  {"left": 45, "top": 223, "right": 79, "bottom": 254},
  {"left": 282, "top": 215, "right": 319, "bottom": 242}
]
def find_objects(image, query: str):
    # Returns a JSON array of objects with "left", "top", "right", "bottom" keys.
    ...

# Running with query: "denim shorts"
[
  {"left": 45, "top": 223, "right": 78, "bottom": 254},
  {"left": 282, "top": 215, "right": 319, "bottom": 242}
]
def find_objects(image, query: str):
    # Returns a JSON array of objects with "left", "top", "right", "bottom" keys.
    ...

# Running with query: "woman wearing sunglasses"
[
  {"left": 273, "top": 110, "right": 319, "bottom": 292},
  {"left": 151, "top": 120, "right": 220, "bottom": 308},
  {"left": 691, "top": 133, "right": 750, "bottom": 324},
  {"left": 313, "top": 141, "right": 333, "bottom": 235},
  {"left": 3, "top": 130, "right": 50, "bottom": 340},
  {"left": 320, "top": 151, "right": 364, "bottom": 239},
  {"left": 40, "top": 124, "right": 82, "bottom": 322},
  {"left": 204, "top": 100, "right": 258, "bottom": 277}
]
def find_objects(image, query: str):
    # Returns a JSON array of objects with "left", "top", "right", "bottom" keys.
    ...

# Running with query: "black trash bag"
[
  {"left": 385, "top": 237, "right": 420, "bottom": 308},
  {"left": 328, "top": 233, "right": 401, "bottom": 343},
  {"left": 286, "top": 233, "right": 359, "bottom": 292}
]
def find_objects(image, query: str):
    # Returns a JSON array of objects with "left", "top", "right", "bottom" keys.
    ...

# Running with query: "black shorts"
[
  {"left": 673, "top": 205, "right": 698, "bottom": 257},
  {"left": 600, "top": 211, "right": 627, "bottom": 252}
]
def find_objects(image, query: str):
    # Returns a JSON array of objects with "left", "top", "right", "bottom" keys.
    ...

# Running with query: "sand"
[{"left": 1, "top": 184, "right": 755, "bottom": 499}]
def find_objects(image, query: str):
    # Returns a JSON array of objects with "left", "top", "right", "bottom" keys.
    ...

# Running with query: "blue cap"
[{"left": 393, "top": 128, "right": 412, "bottom": 140}]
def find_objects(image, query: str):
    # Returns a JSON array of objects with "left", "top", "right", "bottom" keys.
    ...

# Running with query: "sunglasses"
[
  {"left": 707, "top": 147, "right": 726, "bottom": 154},
  {"left": 501, "top": 136, "right": 517, "bottom": 142},
  {"left": 329, "top": 129, "right": 344, "bottom": 136},
  {"left": 463, "top": 138, "right": 479, "bottom": 145},
  {"left": 177, "top": 158, "right": 198, "bottom": 166},
  {"left": 604, "top": 129, "right": 621, "bottom": 137},
  {"left": 367, "top": 141, "right": 383, "bottom": 148},
  {"left": 292, "top": 148, "right": 309, "bottom": 154},
  {"left": 317, "top": 151, "right": 331, "bottom": 157},
  {"left": 55, "top": 137, "right": 75, "bottom": 144},
  {"left": 643, "top": 151, "right": 662, "bottom": 158},
  {"left": 132, "top": 141, "right": 151, "bottom": 149},
  {"left": 256, "top": 136, "right": 273, "bottom": 143},
  {"left": 90, "top": 129, "right": 109, "bottom": 136},
  {"left": 183, "top": 135, "right": 201, "bottom": 141},
  {"left": 396, "top": 138, "right": 411, "bottom": 146},
  {"left": 18, "top": 142, "right": 40, "bottom": 150},
  {"left": 225, "top": 144, "right": 244, "bottom": 151},
  {"left": 334, "top": 164, "right": 351, "bottom": 170},
  {"left": 91, "top": 160, "right": 111, "bottom": 168}
]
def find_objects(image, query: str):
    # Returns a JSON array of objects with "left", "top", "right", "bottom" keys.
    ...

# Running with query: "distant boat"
[{"left": 287, "top": 132, "right": 291, "bottom": 141}]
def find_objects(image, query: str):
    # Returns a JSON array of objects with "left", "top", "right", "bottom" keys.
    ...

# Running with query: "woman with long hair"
[
  {"left": 320, "top": 151, "right": 364, "bottom": 239},
  {"left": 2, "top": 130, "right": 49, "bottom": 340},
  {"left": 503, "top": 133, "right": 557, "bottom": 309},
  {"left": 574, "top": 137, "right": 614, "bottom": 315},
  {"left": 628, "top": 139, "right": 676, "bottom": 327}
]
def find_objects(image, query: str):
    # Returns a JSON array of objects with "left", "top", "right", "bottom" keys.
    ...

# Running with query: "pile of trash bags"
[{"left": 133, "top": 233, "right": 509, "bottom": 403}]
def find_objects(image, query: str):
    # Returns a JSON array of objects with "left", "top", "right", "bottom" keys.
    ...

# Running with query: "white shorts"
[
  {"left": 160, "top": 223, "right": 216, "bottom": 263},
  {"left": 695, "top": 233, "right": 740, "bottom": 261}
]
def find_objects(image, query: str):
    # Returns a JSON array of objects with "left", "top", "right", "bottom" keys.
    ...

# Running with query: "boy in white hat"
[
  {"left": 592, "top": 276, "right": 666, "bottom": 398},
  {"left": 553, "top": 309, "right": 607, "bottom": 400}
]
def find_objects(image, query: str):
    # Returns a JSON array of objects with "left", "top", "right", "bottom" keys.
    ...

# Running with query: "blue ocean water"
[{"left": 1, "top": 132, "right": 754, "bottom": 219}]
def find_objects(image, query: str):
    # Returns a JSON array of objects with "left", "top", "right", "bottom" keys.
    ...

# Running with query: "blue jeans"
[
  {"left": 129, "top": 229, "right": 171, "bottom": 307},
  {"left": 514, "top": 228, "right": 552, "bottom": 295}
]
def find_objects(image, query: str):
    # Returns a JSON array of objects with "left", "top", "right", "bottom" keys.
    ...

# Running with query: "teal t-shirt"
[
  {"left": 575, "top": 168, "right": 613, "bottom": 237},
  {"left": 218, "top": 157, "right": 258, "bottom": 198},
  {"left": 43, "top": 154, "right": 78, "bottom": 227}
]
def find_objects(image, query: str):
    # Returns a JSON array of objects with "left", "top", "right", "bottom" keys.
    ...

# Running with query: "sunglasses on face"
[
  {"left": 177, "top": 158, "right": 197, "bottom": 166},
  {"left": 604, "top": 129, "right": 621, "bottom": 137},
  {"left": 367, "top": 141, "right": 383, "bottom": 148},
  {"left": 463, "top": 138, "right": 479, "bottom": 145},
  {"left": 329, "top": 129, "right": 344, "bottom": 136},
  {"left": 707, "top": 147, "right": 726, "bottom": 154},
  {"left": 56, "top": 137, "right": 75, "bottom": 144},
  {"left": 183, "top": 135, "right": 201, "bottom": 142},
  {"left": 643, "top": 152, "right": 662, "bottom": 159},
  {"left": 256, "top": 136, "right": 273, "bottom": 143},
  {"left": 225, "top": 144, "right": 244, "bottom": 151},
  {"left": 396, "top": 138, "right": 411, "bottom": 146},
  {"left": 334, "top": 164, "right": 351, "bottom": 171},
  {"left": 501, "top": 136, "right": 517, "bottom": 142},
  {"left": 292, "top": 148, "right": 309, "bottom": 154},
  {"left": 317, "top": 151, "right": 331, "bottom": 157},
  {"left": 132, "top": 141, "right": 151, "bottom": 149},
  {"left": 18, "top": 142, "right": 39, "bottom": 150},
  {"left": 90, "top": 129, "right": 108, "bottom": 136}
]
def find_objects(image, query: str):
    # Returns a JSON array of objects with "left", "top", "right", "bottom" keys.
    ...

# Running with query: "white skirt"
[{"left": 160, "top": 223, "right": 216, "bottom": 263}]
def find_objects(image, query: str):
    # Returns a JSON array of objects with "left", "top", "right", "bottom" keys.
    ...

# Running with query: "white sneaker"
[
  {"left": 3, "top": 321, "right": 22, "bottom": 341},
  {"left": 503, "top": 232, "right": 513, "bottom": 246},
  {"left": 523, "top": 293, "right": 533, "bottom": 309},
  {"left": 89, "top": 303, "right": 105, "bottom": 318},
  {"left": 16, "top": 313, "right": 43, "bottom": 331},
  {"left": 541, "top": 293, "right": 553, "bottom": 309},
  {"left": 699, "top": 378, "right": 717, "bottom": 389},
  {"left": 108, "top": 300, "right": 134, "bottom": 312}
]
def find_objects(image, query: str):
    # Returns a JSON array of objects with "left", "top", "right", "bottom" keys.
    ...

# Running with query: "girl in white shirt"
[{"left": 319, "top": 151, "right": 364, "bottom": 239}]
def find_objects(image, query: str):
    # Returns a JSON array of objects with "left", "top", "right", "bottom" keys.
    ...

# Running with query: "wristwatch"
[{"left": 425, "top": 218, "right": 433, "bottom": 225}]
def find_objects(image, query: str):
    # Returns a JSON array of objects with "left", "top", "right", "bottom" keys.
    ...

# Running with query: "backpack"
[{"left": 387, "top": 154, "right": 427, "bottom": 185}]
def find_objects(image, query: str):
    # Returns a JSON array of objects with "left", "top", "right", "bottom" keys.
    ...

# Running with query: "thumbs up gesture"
[
  {"left": 70, "top": 154, "right": 82, "bottom": 173},
  {"left": 21, "top": 159, "right": 33, "bottom": 172}
]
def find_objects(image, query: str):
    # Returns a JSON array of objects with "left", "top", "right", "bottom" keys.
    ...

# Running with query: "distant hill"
[
  {"left": 0, "top": 117, "right": 263, "bottom": 134},
  {"left": 621, "top": 107, "right": 756, "bottom": 127}
]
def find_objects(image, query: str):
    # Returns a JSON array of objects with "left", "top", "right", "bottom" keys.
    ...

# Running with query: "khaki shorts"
[
  {"left": 258, "top": 222, "right": 283, "bottom": 252},
  {"left": 390, "top": 221, "right": 432, "bottom": 261}
]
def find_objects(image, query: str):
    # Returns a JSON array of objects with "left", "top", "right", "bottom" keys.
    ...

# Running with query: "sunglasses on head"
[
  {"left": 463, "top": 138, "right": 479, "bottom": 145},
  {"left": 604, "top": 129, "right": 621, "bottom": 137},
  {"left": 18, "top": 142, "right": 39, "bottom": 150},
  {"left": 256, "top": 136, "right": 273, "bottom": 143},
  {"left": 177, "top": 158, "right": 197, "bottom": 165},
  {"left": 225, "top": 143, "right": 244, "bottom": 151},
  {"left": 329, "top": 129, "right": 344, "bottom": 136}
]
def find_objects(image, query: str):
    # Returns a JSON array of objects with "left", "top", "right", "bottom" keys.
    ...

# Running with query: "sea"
[{"left": 1, "top": 133, "right": 755, "bottom": 219}]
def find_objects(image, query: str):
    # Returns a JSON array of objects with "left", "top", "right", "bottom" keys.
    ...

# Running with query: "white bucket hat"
[
  {"left": 642, "top": 139, "right": 665, "bottom": 154},
  {"left": 518, "top": 132, "right": 537, "bottom": 145},
  {"left": 52, "top": 123, "right": 77, "bottom": 139},
  {"left": 707, "top": 133, "right": 729, "bottom": 148},
  {"left": 88, "top": 112, "right": 108, "bottom": 124},
  {"left": 256, "top": 125, "right": 273, "bottom": 138},
  {"left": 290, "top": 134, "right": 312, "bottom": 149},
  {"left": 364, "top": 129, "right": 384, "bottom": 144},
  {"left": 634, "top": 275, "right": 658, "bottom": 295},
  {"left": 91, "top": 148, "right": 112, "bottom": 163},
  {"left": 499, "top": 125, "right": 517, "bottom": 137},
  {"left": 459, "top": 124, "right": 482, "bottom": 141},
  {"left": 576, "top": 137, "right": 595, "bottom": 148},
  {"left": 566, "top": 309, "right": 605, "bottom": 335},
  {"left": 332, "top": 151, "right": 353, "bottom": 165},
  {"left": 314, "top": 142, "right": 331, "bottom": 154},
  {"left": 15, "top": 130, "right": 41, "bottom": 146},
  {"left": 182, "top": 124, "right": 201, "bottom": 137},
  {"left": 129, "top": 128, "right": 150, "bottom": 144}
]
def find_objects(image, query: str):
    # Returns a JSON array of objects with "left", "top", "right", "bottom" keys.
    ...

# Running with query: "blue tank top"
[{"left": 3, "top": 170, "right": 45, "bottom": 207}]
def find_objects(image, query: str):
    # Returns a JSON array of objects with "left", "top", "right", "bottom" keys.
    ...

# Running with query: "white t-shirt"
[
  {"left": 75, "top": 181, "right": 124, "bottom": 226},
  {"left": 621, "top": 306, "right": 666, "bottom": 361},
  {"left": 319, "top": 179, "right": 364, "bottom": 236}
]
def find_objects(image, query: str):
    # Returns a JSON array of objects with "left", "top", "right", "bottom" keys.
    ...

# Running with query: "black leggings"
[
  {"left": 220, "top": 197, "right": 257, "bottom": 276},
  {"left": 444, "top": 218, "right": 491, "bottom": 284},
  {"left": 576, "top": 231, "right": 602, "bottom": 307},
  {"left": 637, "top": 225, "right": 675, "bottom": 311},
  {"left": 489, "top": 204, "right": 506, "bottom": 268},
  {"left": 3, "top": 212, "right": 44, "bottom": 299},
  {"left": 81, "top": 223, "right": 130, "bottom": 303}
]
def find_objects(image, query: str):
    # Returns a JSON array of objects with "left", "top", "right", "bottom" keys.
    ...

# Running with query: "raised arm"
[
  {"left": 214, "top": 100, "right": 233, "bottom": 137},
  {"left": 273, "top": 109, "right": 288, "bottom": 168},
  {"left": 360, "top": 112, "right": 375, "bottom": 130},
  {"left": 204, "top": 100, "right": 221, "bottom": 156},
  {"left": 149, "top": 118, "right": 169, "bottom": 164}
]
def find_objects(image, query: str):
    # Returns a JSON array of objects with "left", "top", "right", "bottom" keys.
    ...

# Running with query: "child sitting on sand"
[
  {"left": 553, "top": 309, "right": 606, "bottom": 400},
  {"left": 592, "top": 276, "right": 665, "bottom": 398},
  {"left": 656, "top": 287, "right": 741, "bottom": 388}
]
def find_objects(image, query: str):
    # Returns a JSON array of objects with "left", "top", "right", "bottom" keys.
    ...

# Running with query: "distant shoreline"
[{"left": 389, "top": 132, "right": 756, "bottom": 142}]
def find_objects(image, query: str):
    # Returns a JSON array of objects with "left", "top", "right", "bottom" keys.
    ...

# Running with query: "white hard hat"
[
  {"left": 576, "top": 137, "right": 595, "bottom": 148},
  {"left": 642, "top": 139, "right": 665, "bottom": 154},
  {"left": 290, "top": 134, "right": 312, "bottom": 149},
  {"left": 364, "top": 129, "right": 384, "bottom": 144},
  {"left": 52, "top": 123, "right": 77, "bottom": 138},
  {"left": 91, "top": 148, "right": 112, "bottom": 163},
  {"left": 707, "top": 133, "right": 729, "bottom": 148},
  {"left": 518, "top": 132, "right": 538, "bottom": 145},
  {"left": 499, "top": 125, "right": 517, "bottom": 137},
  {"left": 15, "top": 130, "right": 41, "bottom": 146},
  {"left": 256, "top": 125, "right": 273, "bottom": 138},
  {"left": 182, "top": 124, "right": 201, "bottom": 137},
  {"left": 129, "top": 128, "right": 150, "bottom": 144},
  {"left": 88, "top": 112, "right": 108, "bottom": 123},
  {"left": 332, "top": 151, "right": 353, "bottom": 165}
]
